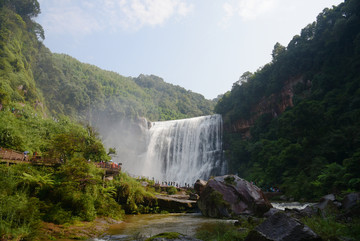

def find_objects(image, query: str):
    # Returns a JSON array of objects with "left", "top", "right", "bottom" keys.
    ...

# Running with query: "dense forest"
[
  {"left": 216, "top": 0, "right": 360, "bottom": 200},
  {"left": 0, "top": 0, "right": 213, "bottom": 239},
  {"left": 34, "top": 52, "right": 215, "bottom": 122}
]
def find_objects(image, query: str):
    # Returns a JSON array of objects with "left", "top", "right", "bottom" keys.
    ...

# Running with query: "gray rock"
[
  {"left": 298, "top": 194, "right": 340, "bottom": 218},
  {"left": 198, "top": 175, "right": 272, "bottom": 218},
  {"left": 341, "top": 192, "right": 360, "bottom": 218},
  {"left": 194, "top": 179, "right": 207, "bottom": 195},
  {"left": 342, "top": 193, "right": 360, "bottom": 211},
  {"left": 317, "top": 194, "right": 336, "bottom": 210},
  {"left": 156, "top": 195, "right": 197, "bottom": 213},
  {"left": 298, "top": 205, "right": 318, "bottom": 218},
  {"left": 264, "top": 208, "right": 281, "bottom": 218},
  {"left": 245, "top": 212, "right": 322, "bottom": 241}
]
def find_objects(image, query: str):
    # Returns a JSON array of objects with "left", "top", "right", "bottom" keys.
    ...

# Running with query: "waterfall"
[{"left": 140, "top": 114, "right": 225, "bottom": 185}]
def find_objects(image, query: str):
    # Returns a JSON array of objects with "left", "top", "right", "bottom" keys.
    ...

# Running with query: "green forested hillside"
[
  {"left": 0, "top": 1, "right": 208, "bottom": 239},
  {"left": 0, "top": 0, "right": 214, "bottom": 150},
  {"left": 216, "top": 0, "right": 360, "bottom": 199},
  {"left": 0, "top": 5, "right": 42, "bottom": 110},
  {"left": 34, "top": 50, "right": 214, "bottom": 122}
]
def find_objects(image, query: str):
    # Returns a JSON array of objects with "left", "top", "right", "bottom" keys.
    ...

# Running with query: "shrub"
[
  {"left": 166, "top": 186, "right": 177, "bottom": 195},
  {"left": 113, "top": 172, "right": 156, "bottom": 214}
]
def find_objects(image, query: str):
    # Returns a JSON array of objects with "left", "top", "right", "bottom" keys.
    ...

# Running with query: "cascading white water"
[{"left": 140, "top": 114, "right": 225, "bottom": 185}]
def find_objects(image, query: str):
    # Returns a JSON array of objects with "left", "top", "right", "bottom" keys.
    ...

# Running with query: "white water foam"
[{"left": 137, "top": 114, "right": 225, "bottom": 185}]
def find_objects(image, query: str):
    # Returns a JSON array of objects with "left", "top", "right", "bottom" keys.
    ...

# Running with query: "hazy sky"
[{"left": 36, "top": 0, "right": 343, "bottom": 99}]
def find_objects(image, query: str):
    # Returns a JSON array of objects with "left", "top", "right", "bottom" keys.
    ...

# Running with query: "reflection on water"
[{"left": 90, "top": 213, "right": 235, "bottom": 241}]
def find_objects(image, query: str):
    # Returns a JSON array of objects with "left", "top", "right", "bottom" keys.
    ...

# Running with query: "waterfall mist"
[{"left": 141, "top": 114, "right": 225, "bottom": 185}]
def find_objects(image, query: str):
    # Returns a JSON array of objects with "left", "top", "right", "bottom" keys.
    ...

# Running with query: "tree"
[
  {"left": 2, "top": 0, "right": 40, "bottom": 19},
  {"left": 271, "top": 42, "right": 286, "bottom": 62},
  {"left": 233, "top": 71, "right": 253, "bottom": 88}
]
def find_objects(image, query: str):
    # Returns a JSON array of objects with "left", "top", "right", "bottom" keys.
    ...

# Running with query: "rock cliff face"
[{"left": 226, "top": 76, "right": 306, "bottom": 138}]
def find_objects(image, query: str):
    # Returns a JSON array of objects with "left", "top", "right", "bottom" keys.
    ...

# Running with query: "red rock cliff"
[{"left": 225, "top": 76, "right": 306, "bottom": 138}]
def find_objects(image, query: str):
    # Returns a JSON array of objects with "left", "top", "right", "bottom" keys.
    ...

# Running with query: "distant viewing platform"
[{"left": 0, "top": 147, "right": 121, "bottom": 174}]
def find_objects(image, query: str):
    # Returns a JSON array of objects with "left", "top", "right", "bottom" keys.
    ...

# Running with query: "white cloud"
[
  {"left": 237, "top": 0, "right": 277, "bottom": 20},
  {"left": 177, "top": 1, "right": 194, "bottom": 16},
  {"left": 42, "top": 6, "right": 101, "bottom": 35},
  {"left": 219, "top": 2, "right": 235, "bottom": 28},
  {"left": 220, "top": 0, "right": 278, "bottom": 27},
  {"left": 38, "top": 0, "right": 194, "bottom": 36}
]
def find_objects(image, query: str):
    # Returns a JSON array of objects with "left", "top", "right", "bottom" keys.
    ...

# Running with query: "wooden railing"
[
  {"left": 0, "top": 148, "right": 28, "bottom": 161},
  {"left": 29, "top": 156, "right": 62, "bottom": 166},
  {"left": 94, "top": 162, "right": 122, "bottom": 170},
  {"left": 0, "top": 148, "right": 121, "bottom": 175},
  {"left": 0, "top": 147, "right": 61, "bottom": 166}
]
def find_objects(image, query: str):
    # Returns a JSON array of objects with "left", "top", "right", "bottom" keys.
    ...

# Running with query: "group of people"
[
  {"left": 98, "top": 160, "right": 121, "bottom": 169},
  {"left": 267, "top": 186, "right": 280, "bottom": 192},
  {"left": 148, "top": 178, "right": 193, "bottom": 188},
  {"left": 251, "top": 181, "right": 280, "bottom": 193}
]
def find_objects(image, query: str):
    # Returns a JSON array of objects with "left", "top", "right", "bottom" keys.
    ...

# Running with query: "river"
[
  {"left": 89, "top": 202, "right": 313, "bottom": 240},
  {"left": 90, "top": 213, "right": 236, "bottom": 240}
]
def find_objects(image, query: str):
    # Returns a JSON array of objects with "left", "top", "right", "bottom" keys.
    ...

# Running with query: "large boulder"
[
  {"left": 296, "top": 194, "right": 342, "bottom": 218},
  {"left": 341, "top": 192, "right": 360, "bottom": 219},
  {"left": 245, "top": 212, "right": 322, "bottom": 241},
  {"left": 194, "top": 179, "right": 207, "bottom": 195},
  {"left": 342, "top": 192, "right": 360, "bottom": 211},
  {"left": 197, "top": 175, "right": 272, "bottom": 218}
]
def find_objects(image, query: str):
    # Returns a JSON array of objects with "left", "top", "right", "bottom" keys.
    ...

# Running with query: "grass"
[
  {"left": 224, "top": 176, "right": 236, "bottom": 186},
  {"left": 302, "top": 215, "right": 360, "bottom": 241},
  {"left": 166, "top": 186, "right": 178, "bottom": 195},
  {"left": 195, "top": 222, "right": 247, "bottom": 241},
  {"left": 146, "top": 232, "right": 181, "bottom": 241}
]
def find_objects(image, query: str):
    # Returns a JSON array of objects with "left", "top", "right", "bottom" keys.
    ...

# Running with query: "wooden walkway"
[
  {"left": 0, "top": 147, "right": 61, "bottom": 166},
  {"left": 0, "top": 147, "right": 121, "bottom": 176},
  {"left": 0, "top": 148, "right": 28, "bottom": 161}
]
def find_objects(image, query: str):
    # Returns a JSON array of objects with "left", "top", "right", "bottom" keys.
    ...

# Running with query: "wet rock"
[
  {"left": 197, "top": 175, "right": 272, "bottom": 218},
  {"left": 148, "top": 232, "right": 202, "bottom": 241},
  {"left": 296, "top": 194, "right": 340, "bottom": 218},
  {"left": 317, "top": 194, "right": 336, "bottom": 210},
  {"left": 264, "top": 208, "right": 281, "bottom": 218},
  {"left": 245, "top": 212, "right": 322, "bottom": 241},
  {"left": 156, "top": 195, "right": 197, "bottom": 213},
  {"left": 341, "top": 192, "right": 360, "bottom": 218},
  {"left": 342, "top": 193, "right": 360, "bottom": 211},
  {"left": 194, "top": 179, "right": 207, "bottom": 195},
  {"left": 298, "top": 205, "right": 318, "bottom": 218}
]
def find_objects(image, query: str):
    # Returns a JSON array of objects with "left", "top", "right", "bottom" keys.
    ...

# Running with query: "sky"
[{"left": 36, "top": 0, "right": 344, "bottom": 100}]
